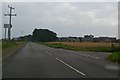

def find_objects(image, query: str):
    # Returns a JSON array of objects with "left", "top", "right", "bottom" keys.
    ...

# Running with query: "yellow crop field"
[{"left": 48, "top": 42, "right": 118, "bottom": 48}]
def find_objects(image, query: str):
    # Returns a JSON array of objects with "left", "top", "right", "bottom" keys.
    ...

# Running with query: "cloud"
[
  {"left": 2, "top": 2, "right": 118, "bottom": 38},
  {"left": 1, "top": 0, "right": 119, "bottom": 2}
]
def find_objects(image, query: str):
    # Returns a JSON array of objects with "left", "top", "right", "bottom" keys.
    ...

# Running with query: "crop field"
[
  {"left": 47, "top": 42, "right": 118, "bottom": 48},
  {"left": 43, "top": 42, "right": 119, "bottom": 52}
]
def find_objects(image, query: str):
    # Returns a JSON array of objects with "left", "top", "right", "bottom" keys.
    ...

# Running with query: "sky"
[{"left": 1, "top": 0, "right": 119, "bottom": 39}]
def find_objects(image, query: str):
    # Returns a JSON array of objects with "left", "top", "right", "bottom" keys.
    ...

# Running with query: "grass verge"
[
  {"left": 2, "top": 41, "right": 19, "bottom": 49},
  {"left": 107, "top": 51, "right": 120, "bottom": 63},
  {"left": 2, "top": 41, "right": 26, "bottom": 59}
]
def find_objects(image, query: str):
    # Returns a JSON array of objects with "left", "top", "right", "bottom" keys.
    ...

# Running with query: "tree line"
[{"left": 14, "top": 29, "right": 58, "bottom": 42}]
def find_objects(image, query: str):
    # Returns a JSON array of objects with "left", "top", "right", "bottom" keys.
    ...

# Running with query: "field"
[
  {"left": 48, "top": 42, "right": 118, "bottom": 48},
  {"left": 45, "top": 42, "right": 119, "bottom": 52}
]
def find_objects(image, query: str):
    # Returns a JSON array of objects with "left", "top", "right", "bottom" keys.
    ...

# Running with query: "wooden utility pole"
[
  {"left": 4, "top": 28, "right": 6, "bottom": 40},
  {"left": 4, "top": 5, "right": 16, "bottom": 40}
]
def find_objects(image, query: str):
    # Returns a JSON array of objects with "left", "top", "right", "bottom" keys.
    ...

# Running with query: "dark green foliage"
[
  {"left": 25, "top": 35, "right": 32, "bottom": 41},
  {"left": 12, "top": 34, "right": 32, "bottom": 41},
  {"left": 32, "top": 29, "right": 58, "bottom": 42}
]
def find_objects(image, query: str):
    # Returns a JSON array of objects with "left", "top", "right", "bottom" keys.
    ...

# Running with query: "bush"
[{"left": 107, "top": 51, "right": 120, "bottom": 63}]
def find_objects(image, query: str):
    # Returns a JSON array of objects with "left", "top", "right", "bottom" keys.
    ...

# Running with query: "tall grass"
[
  {"left": 2, "top": 40, "right": 26, "bottom": 49},
  {"left": 44, "top": 42, "right": 118, "bottom": 52},
  {"left": 2, "top": 41, "right": 18, "bottom": 49},
  {"left": 2, "top": 41, "right": 26, "bottom": 58},
  {"left": 0, "top": 42, "right": 1, "bottom": 49},
  {"left": 48, "top": 42, "right": 118, "bottom": 48}
]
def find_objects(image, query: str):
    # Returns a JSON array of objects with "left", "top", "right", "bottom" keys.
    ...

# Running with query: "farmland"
[
  {"left": 48, "top": 42, "right": 118, "bottom": 48},
  {"left": 44, "top": 42, "right": 119, "bottom": 52}
]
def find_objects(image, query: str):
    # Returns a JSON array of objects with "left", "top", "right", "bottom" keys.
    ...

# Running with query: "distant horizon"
[
  {"left": 1, "top": 33, "right": 118, "bottom": 39},
  {"left": 1, "top": 28, "right": 119, "bottom": 39}
]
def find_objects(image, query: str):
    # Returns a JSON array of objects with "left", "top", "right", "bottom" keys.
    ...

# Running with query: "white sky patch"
[
  {"left": 0, "top": 2, "right": 2, "bottom": 39},
  {"left": 1, "top": 0, "right": 119, "bottom": 2},
  {"left": 58, "top": 17, "right": 67, "bottom": 22}
]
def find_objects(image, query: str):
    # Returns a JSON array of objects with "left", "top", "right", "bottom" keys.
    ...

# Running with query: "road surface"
[{"left": 2, "top": 42, "right": 119, "bottom": 78}]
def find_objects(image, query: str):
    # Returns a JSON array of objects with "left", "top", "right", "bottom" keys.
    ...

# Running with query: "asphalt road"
[{"left": 2, "top": 42, "right": 119, "bottom": 78}]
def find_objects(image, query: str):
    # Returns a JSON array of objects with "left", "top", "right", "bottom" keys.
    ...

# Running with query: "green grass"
[
  {"left": 107, "top": 51, "right": 120, "bottom": 63},
  {"left": 2, "top": 42, "right": 17, "bottom": 49},
  {"left": 2, "top": 41, "right": 26, "bottom": 57},
  {"left": 0, "top": 42, "right": 2, "bottom": 49},
  {"left": 2, "top": 41, "right": 25, "bottom": 49},
  {"left": 41, "top": 43, "right": 117, "bottom": 52}
]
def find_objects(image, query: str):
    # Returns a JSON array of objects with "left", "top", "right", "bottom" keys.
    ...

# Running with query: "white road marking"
[
  {"left": 107, "top": 53, "right": 112, "bottom": 54},
  {"left": 105, "top": 65, "right": 119, "bottom": 70},
  {"left": 89, "top": 55, "right": 96, "bottom": 58},
  {"left": 45, "top": 51, "right": 52, "bottom": 55},
  {"left": 95, "top": 57, "right": 99, "bottom": 59},
  {"left": 67, "top": 51, "right": 99, "bottom": 60},
  {"left": 85, "top": 55, "right": 99, "bottom": 59},
  {"left": 56, "top": 57, "right": 86, "bottom": 76},
  {"left": 76, "top": 53, "right": 99, "bottom": 59}
]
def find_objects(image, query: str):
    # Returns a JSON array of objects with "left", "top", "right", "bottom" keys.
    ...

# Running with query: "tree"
[
  {"left": 15, "top": 34, "right": 32, "bottom": 41},
  {"left": 32, "top": 29, "right": 58, "bottom": 42},
  {"left": 84, "top": 34, "right": 94, "bottom": 38}
]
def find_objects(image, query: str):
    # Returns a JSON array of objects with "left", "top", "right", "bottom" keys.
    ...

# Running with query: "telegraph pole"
[
  {"left": 4, "top": 28, "right": 6, "bottom": 40},
  {"left": 4, "top": 5, "right": 16, "bottom": 40}
]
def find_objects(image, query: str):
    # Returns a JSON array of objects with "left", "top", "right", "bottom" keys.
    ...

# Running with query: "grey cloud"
[{"left": 2, "top": 2, "right": 118, "bottom": 38}]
